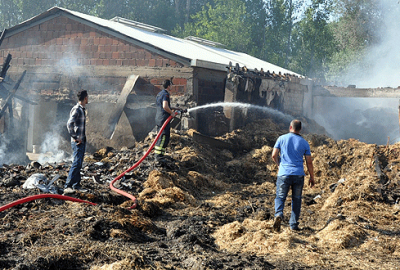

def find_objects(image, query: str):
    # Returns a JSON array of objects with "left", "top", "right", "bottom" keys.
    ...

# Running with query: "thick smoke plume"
[
  {"left": 341, "top": 0, "right": 400, "bottom": 88},
  {"left": 314, "top": 98, "right": 399, "bottom": 145},
  {"left": 314, "top": 1, "right": 400, "bottom": 145}
]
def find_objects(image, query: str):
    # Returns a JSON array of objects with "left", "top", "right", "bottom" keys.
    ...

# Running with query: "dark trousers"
[
  {"left": 65, "top": 140, "right": 86, "bottom": 188},
  {"left": 154, "top": 124, "right": 170, "bottom": 161}
]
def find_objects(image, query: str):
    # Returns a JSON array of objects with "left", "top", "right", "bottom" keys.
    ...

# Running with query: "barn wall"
[
  {"left": 0, "top": 15, "right": 191, "bottom": 96},
  {"left": 282, "top": 81, "right": 307, "bottom": 116},
  {"left": 222, "top": 72, "right": 309, "bottom": 134},
  {"left": 0, "top": 15, "right": 195, "bottom": 152},
  {"left": 192, "top": 67, "right": 227, "bottom": 135}
]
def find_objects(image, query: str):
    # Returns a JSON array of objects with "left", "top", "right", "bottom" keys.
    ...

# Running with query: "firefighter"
[{"left": 154, "top": 79, "right": 177, "bottom": 166}]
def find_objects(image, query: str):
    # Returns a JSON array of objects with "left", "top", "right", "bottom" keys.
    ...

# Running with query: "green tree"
[
  {"left": 289, "top": 0, "right": 336, "bottom": 79},
  {"left": 17, "top": 0, "right": 100, "bottom": 22},
  {"left": 263, "top": 0, "right": 304, "bottom": 69},
  {"left": 0, "top": 0, "right": 22, "bottom": 30},
  {"left": 174, "top": 0, "right": 252, "bottom": 52},
  {"left": 325, "top": 0, "right": 382, "bottom": 82},
  {"left": 243, "top": 0, "right": 267, "bottom": 58}
]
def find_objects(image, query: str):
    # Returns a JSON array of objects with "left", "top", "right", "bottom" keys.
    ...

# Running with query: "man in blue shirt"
[
  {"left": 154, "top": 79, "right": 177, "bottom": 166},
  {"left": 271, "top": 119, "right": 314, "bottom": 232}
]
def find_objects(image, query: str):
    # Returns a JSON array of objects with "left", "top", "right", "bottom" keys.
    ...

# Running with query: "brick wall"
[
  {"left": 0, "top": 16, "right": 182, "bottom": 68},
  {"left": 0, "top": 15, "right": 187, "bottom": 96},
  {"left": 195, "top": 68, "right": 226, "bottom": 105},
  {"left": 150, "top": 77, "right": 187, "bottom": 96}
]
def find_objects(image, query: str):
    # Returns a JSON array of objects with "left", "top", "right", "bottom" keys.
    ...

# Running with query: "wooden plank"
[
  {"left": 0, "top": 83, "right": 37, "bottom": 105},
  {"left": 0, "top": 70, "right": 26, "bottom": 119},
  {"left": 0, "top": 53, "right": 12, "bottom": 78},
  {"left": 103, "top": 74, "right": 139, "bottom": 139},
  {"left": 0, "top": 29, "right": 6, "bottom": 47}
]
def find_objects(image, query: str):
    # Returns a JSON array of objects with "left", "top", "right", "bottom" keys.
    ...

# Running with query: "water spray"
[{"left": 188, "top": 101, "right": 293, "bottom": 121}]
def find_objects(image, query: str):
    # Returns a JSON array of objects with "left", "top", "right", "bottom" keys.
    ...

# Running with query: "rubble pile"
[{"left": 1, "top": 118, "right": 400, "bottom": 269}]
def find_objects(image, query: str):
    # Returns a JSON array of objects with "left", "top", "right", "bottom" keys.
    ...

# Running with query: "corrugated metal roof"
[{"left": 6, "top": 6, "right": 302, "bottom": 77}]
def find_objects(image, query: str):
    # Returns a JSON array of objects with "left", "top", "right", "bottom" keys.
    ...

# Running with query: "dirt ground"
[{"left": 1, "top": 117, "right": 400, "bottom": 270}]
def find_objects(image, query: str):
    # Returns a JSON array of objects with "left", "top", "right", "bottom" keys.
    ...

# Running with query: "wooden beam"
[
  {"left": 0, "top": 70, "right": 26, "bottom": 119},
  {"left": 0, "top": 83, "right": 37, "bottom": 105},
  {"left": 0, "top": 29, "right": 6, "bottom": 47},
  {"left": 103, "top": 74, "right": 139, "bottom": 139},
  {"left": 0, "top": 53, "right": 12, "bottom": 78}
]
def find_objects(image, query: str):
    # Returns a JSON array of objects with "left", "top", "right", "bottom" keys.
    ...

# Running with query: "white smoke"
[
  {"left": 313, "top": 97, "right": 400, "bottom": 145},
  {"left": 342, "top": 0, "right": 400, "bottom": 88},
  {"left": 0, "top": 133, "right": 27, "bottom": 165},
  {"left": 0, "top": 135, "right": 7, "bottom": 166},
  {"left": 313, "top": 1, "right": 400, "bottom": 145},
  {"left": 38, "top": 127, "right": 70, "bottom": 164}
]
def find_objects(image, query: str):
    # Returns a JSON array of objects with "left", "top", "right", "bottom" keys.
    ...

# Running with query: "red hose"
[
  {"left": 0, "top": 114, "right": 175, "bottom": 212},
  {"left": 0, "top": 194, "right": 96, "bottom": 212},
  {"left": 109, "top": 114, "right": 175, "bottom": 209}
]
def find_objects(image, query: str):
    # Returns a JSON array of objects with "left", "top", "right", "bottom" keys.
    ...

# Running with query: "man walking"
[
  {"left": 64, "top": 90, "right": 88, "bottom": 194},
  {"left": 154, "top": 79, "right": 177, "bottom": 166},
  {"left": 271, "top": 119, "right": 314, "bottom": 232}
]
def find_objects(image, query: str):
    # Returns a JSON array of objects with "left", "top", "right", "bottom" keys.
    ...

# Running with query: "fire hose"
[
  {"left": 109, "top": 113, "right": 177, "bottom": 209},
  {"left": 0, "top": 113, "right": 178, "bottom": 212}
]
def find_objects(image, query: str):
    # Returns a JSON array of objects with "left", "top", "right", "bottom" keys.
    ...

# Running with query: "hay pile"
[
  {"left": 210, "top": 131, "right": 400, "bottom": 270},
  {"left": 1, "top": 118, "right": 400, "bottom": 269}
]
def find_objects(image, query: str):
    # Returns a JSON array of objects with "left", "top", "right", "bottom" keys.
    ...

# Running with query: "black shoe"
[
  {"left": 273, "top": 216, "right": 282, "bottom": 232},
  {"left": 154, "top": 160, "right": 163, "bottom": 167},
  {"left": 290, "top": 226, "right": 300, "bottom": 231},
  {"left": 155, "top": 157, "right": 167, "bottom": 167}
]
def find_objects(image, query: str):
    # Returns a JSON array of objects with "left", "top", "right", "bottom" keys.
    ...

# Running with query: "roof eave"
[
  {"left": 3, "top": 7, "right": 191, "bottom": 67},
  {"left": 190, "top": 59, "right": 228, "bottom": 72}
]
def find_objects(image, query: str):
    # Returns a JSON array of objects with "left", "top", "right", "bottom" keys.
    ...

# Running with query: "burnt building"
[{"left": 0, "top": 6, "right": 311, "bottom": 160}]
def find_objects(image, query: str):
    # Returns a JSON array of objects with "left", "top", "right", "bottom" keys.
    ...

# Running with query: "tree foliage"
[
  {"left": 174, "top": 0, "right": 253, "bottom": 52},
  {"left": 0, "top": 0, "right": 394, "bottom": 82},
  {"left": 263, "top": 0, "right": 304, "bottom": 68},
  {"left": 290, "top": 0, "right": 336, "bottom": 79},
  {"left": 325, "top": 0, "right": 382, "bottom": 82}
]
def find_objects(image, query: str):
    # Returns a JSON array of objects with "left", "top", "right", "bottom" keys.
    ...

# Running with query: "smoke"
[
  {"left": 0, "top": 110, "right": 29, "bottom": 166},
  {"left": 37, "top": 121, "right": 70, "bottom": 164},
  {"left": 38, "top": 131, "right": 69, "bottom": 164},
  {"left": 341, "top": 0, "right": 400, "bottom": 88},
  {"left": 0, "top": 133, "right": 29, "bottom": 166},
  {"left": 313, "top": 1, "right": 400, "bottom": 145},
  {"left": 0, "top": 135, "right": 8, "bottom": 166},
  {"left": 313, "top": 97, "right": 399, "bottom": 145}
]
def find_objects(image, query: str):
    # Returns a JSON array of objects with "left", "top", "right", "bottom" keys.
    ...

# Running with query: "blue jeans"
[
  {"left": 65, "top": 140, "right": 86, "bottom": 189},
  {"left": 274, "top": 175, "right": 304, "bottom": 229}
]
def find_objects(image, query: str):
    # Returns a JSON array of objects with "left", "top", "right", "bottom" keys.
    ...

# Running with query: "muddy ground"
[{"left": 1, "top": 117, "right": 400, "bottom": 270}]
